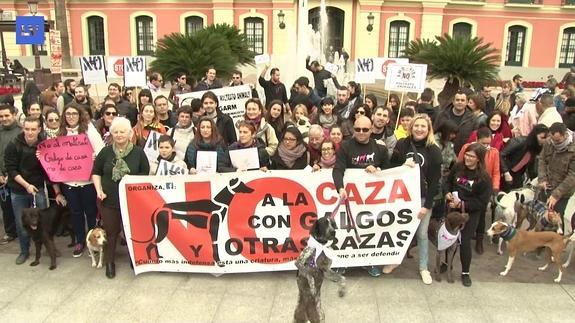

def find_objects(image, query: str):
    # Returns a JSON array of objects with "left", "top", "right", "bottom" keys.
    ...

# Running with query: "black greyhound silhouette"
[{"left": 132, "top": 178, "right": 254, "bottom": 266}]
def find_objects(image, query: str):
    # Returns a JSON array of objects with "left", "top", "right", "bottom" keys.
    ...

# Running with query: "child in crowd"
[
  {"left": 394, "top": 108, "right": 415, "bottom": 140},
  {"left": 149, "top": 135, "right": 187, "bottom": 175}
]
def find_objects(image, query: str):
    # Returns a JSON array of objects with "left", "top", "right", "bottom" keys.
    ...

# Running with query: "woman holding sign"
[
  {"left": 131, "top": 104, "right": 166, "bottom": 148},
  {"left": 229, "top": 121, "right": 270, "bottom": 171},
  {"left": 184, "top": 117, "right": 232, "bottom": 174},
  {"left": 93, "top": 117, "right": 149, "bottom": 278},
  {"left": 58, "top": 105, "right": 105, "bottom": 258},
  {"left": 149, "top": 135, "right": 187, "bottom": 175}
]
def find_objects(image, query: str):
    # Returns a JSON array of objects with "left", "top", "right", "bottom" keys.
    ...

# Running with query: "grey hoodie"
[{"left": 0, "top": 120, "right": 22, "bottom": 175}]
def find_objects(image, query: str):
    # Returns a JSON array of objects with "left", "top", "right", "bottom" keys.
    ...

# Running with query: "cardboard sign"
[
  {"left": 156, "top": 160, "right": 187, "bottom": 176},
  {"left": 79, "top": 55, "right": 107, "bottom": 85},
  {"left": 229, "top": 147, "right": 260, "bottom": 170},
  {"left": 123, "top": 56, "right": 147, "bottom": 87},
  {"left": 196, "top": 151, "right": 218, "bottom": 174},
  {"left": 37, "top": 134, "right": 95, "bottom": 182},
  {"left": 15, "top": 16, "right": 45, "bottom": 45},
  {"left": 107, "top": 56, "right": 124, "bottom": 78},
  {"left": 143, "top": 130, "right": 161, "bottom": 162},
  {"left": 254, "top": 54, "right": 270, "bottom": 65},
  {"left": 354, "top": 57, "right": 376, "bottom": 84},
  {"left": 119, "top": 166, "right": 421, "bottom": 274},
  {"left": 384, "top": 63, "right": 428, "bottom": 93},
  {"left": 374, "top": 58, "right": 409, "bottom": 80}
]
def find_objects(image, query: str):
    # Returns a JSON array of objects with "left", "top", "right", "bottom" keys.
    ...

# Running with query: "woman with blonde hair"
[
  {"left": 386, "top": 114, "right": 442, "bottom": 284},
  {"left": 131, "top": 103, "right": 166, "bottom": 147}
]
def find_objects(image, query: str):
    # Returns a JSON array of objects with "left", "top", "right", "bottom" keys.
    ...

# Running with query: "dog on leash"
[
  {"left": 493, "top": 188, "right": 536, "bottom": 254},
  {"left": 487, "top": 221, "right": 575, "bottom": 283},
  {"left": 22, "top": 204, "right": 70, "bottom": 270},
  {"left": 293, "top": 215, "right": 346, "bottom": 323},
  {"left": 428, "top": 211, "right": 469, "bottom": 283},
  {"left": 86, "top": 228, "right": 107, "bottom": 268}
]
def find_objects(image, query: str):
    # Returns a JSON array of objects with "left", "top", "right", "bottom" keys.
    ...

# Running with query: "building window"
[
  {"left": 388, "top": 21, "right": 410, "bottom": 58},
  {"left": 453, "top": 22, "right": 472, "bottom": 39},
  {"left": 559, "top": 27, "right": 575, "bottom": 68},
  {"left": 87, "top": 16, "right": 105, "bottom": 55},
  {"left": 505, "top": 25, "right": 526, "bottom": 66},
  {"left": 185, "top": 16, "right": 203, "bottom": 36},
  {"left": 136, "top": 15, "right": 154, "bottom": 55},
  {"left": 244, "top": 17, "right": 264, "bottom": 55}
]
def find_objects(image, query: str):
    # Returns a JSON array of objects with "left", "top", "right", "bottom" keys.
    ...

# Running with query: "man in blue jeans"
[{"left": 4, "top": 117, "right": 65, "bottom": 264}]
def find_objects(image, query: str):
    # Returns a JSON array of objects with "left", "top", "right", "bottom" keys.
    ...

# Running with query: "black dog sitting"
[
  {"left": 22, "top": 203, "right": 70, "bottom": 270},
  {"left": 294, "top": 215, "right": 346, "bottom": 323},
  {"left": 428, "top": 211, "right": 469, "bottom": 283}
]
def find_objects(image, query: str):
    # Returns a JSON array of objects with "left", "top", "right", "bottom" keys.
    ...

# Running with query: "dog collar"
[{"left": 499, "top": 225, "right": 517, "bottom": 241}]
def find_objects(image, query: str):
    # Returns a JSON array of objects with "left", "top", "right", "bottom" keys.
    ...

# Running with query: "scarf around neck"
[
  {"left": 157, "top": 151, "right": 176, "bottom": 162},
  {"left": 319, "top": 154, "right": 336, "bottom": 169},
  {"left": 278, "top": 142, "right": 307, "bottom": 168},
  {"left": 553, "top": 130, "right": 573, "bottom": 152},
  {"left": 319, "top": 113, "right": 337, "bottom": 128},
  {"left": 112, "top": 142, "right": 135, "bottom": 182}
]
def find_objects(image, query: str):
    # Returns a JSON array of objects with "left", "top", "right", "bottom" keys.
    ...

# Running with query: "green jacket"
[
  {"left": 538, "top": 133, "right": 575, "bottom": 199},
  {"left": 0, "top": 121, "right": 22, "bottom": 175}
]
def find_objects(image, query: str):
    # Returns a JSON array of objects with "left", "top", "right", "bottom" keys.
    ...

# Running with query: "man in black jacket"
[
  {"left": 433, "top": 90, "right": 478, "bottom": 154},
  {"left": 4, "top": 117, "right": 65, "bottom": 265},
  {"left": 0, "top": 104, "right": 20, "bottom": 244},
  {"left": 194, "top": 67, "right": 223, "bottom": 92},
  {"left": 305, "top": 57, "right": 332, "bottom": 98},
  {"left": 258, "top": 65, "right": 288, "bottom": 108},
  {"left": 203, "top": 93, "right": 237, "bottom": 145}
]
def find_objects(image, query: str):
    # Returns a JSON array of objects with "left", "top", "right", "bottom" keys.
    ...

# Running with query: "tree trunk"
[
  {"left": 54, "top": 0, "right": 72, "bottom": 69},
  {"left": 437, "top": 78, "right": 461, "bottom": 109}
]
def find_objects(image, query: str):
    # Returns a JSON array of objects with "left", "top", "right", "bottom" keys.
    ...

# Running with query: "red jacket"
[{"left": 458, "top": 143, "right": 501, "bottom": 191}]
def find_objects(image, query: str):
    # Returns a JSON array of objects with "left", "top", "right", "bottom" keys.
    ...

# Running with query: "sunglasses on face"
[
  {"left": 65, "top": 112, "right": 79, "bottom": 117},
  {"left": 356, "top": 110, "right": 365, "bottom": 115},
  {"left": 47, "top": 118, "right": 59, "bottom": 122},
  {"left": 105, "top": 111, "right": 118, "bottom": 116},
  {"left": 354, "top": 127, "right": 370, "bottom": 133}
]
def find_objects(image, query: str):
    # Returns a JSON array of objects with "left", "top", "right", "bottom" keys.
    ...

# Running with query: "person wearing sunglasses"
[
  {"left": 43, "top": 109, "right": 60, "bottom": 139},
  {"left": 168, "top": 72, "right": 192, "bottom": 107},
  {"left": 95, "top": 99, "right": 119, "bottom": 146},
  {"left": 229, "top": 70, "right": 259, "bottom": 99},
  {"left": 57, "top": 105, "right": 105, "bottom": 258},
  {"left": 332, "top": 116, "right": 390, "bottom": 276},
  {"left": 341, "top": 103, "right": 372, "bottom": 141}
]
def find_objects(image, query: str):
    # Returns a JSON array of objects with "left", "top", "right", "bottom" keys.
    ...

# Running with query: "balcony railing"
[{"left": 506, "top": 0, "right": 542, "bottom": 4}]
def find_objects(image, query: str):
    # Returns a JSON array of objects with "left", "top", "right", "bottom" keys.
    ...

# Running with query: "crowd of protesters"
[{"left": 0, "top": 62, "right": 574, "bottom": 285}]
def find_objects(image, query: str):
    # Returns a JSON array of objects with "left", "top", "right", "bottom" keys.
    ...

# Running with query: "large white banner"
[
  {"left": 384, "top": 63, "right": 428, "bottom": 93},
  {"left": 119, "top": 166, "right": 421, "bottom": 274},
  {"left": 177, "top": 85, "right": 252, "bottom": 133}
]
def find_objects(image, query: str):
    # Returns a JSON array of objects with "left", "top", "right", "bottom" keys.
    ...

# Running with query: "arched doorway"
[{"left": 308, "top": 6, "right": 344, "bottom": 59}]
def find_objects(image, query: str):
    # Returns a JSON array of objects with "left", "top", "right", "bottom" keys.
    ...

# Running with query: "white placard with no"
[
  {"left": 354, "top": 57, "right": 376, "bottom": 84},
  {"left": 143, "top": 130, "right": 161, "bottom": 162},
  {"left": 196, "top": 151, "right": 218, "bottom": 174},
  {"left": 254, "top": 54, "right": 270, "bottom": 65},
  {"left": 229, "top": 147, "right": 260, "bottom": 170},
  {"left": 156, "top": 159, "right": 187, "bottom": 176},
  {"left": 384, "top": 63, "right": 428, "bottom": 93},
  {"left": 79, "top": 55, "right": 107, "bottom": 85},
  {"left": 124, "top": 56, "right": 147, "bottom": 87}
]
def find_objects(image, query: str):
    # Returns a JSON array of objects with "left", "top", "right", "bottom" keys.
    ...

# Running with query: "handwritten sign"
[
  {"left": 143, "top": 130, "right": 161, "bottom": 162},
  {"left": 229, "top": 147, "right": 260, "bottom": 170},
  {"left": 156, "top": 160, "right": 187, "bottom": 176},
  {"left": 49, "top": 30, "right": 62, "bottom": 74},
  {"left": 254, "top": 54, "right": 270, "bottom": 65},
  {"left": 37, "top": 134, "right": 95, "bottom": 182},
  {"left": 80, "top": 55, "right": 107, "bottom": 85},
  {"left": 384, "top": 63, "right": 428, "bottom": 93},
  {"left": 196, "top": 151, "right": 217, "bottom": 174},
  {"left": 354, "top": 58, "right": 376, "bottom": 84},
  {"left": 124, "top": 56, "right": 147, "bottom": 87}
]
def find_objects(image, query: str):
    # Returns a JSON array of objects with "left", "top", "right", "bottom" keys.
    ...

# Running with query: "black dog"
[
  {"left": 294, "top": 215, "right": 346, "bottom": 323},
  {"left": 22, "top": 203, "right": 70, "bottom": 270},
  {"left": 428, "top": 211, "right": 469, "bottom": 283},
  {"left": 132, "top": 178, "right": 254, "bottom": 265}
]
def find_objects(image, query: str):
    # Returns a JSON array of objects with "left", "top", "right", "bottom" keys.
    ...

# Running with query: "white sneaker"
[
  {"left": 420, "top": 270, "right": 432, "bottom": 285},
  {"left": 382, "top": 264, "right": 398, "bottom": 274}
]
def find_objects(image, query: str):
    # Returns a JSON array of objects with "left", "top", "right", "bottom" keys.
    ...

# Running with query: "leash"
[
  {"left": 0, "top": 184, "right": 7, "bottom": 202},
  {"left": 32, "top": 193, "right": 37, "bottom": 209},
  {"left": 329, "top": 197, "right": 362, "bottom": 243}
]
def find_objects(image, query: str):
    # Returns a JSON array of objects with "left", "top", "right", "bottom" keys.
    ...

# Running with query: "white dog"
[{"left": 86, "top": 228, "right": 107, "bottom": 268}]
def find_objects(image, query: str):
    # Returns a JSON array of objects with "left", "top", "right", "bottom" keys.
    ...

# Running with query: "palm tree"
[
  {"left": 404, "top": 33, "right": 499, "bottom": 107},
  {"left": 150, "top": 24, "right": 254, "bottom": 85},
  {"left": 53, "top": 0, "right": 72, "bottom": 69}
]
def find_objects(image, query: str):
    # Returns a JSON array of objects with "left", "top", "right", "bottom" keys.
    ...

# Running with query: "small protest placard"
[
  {"left": 374, "top": 58, "right": 409, "bottom": 80},
  {"left": 254, "top": 54, "right": 270, "bottom": 65},
  {"left": 143, "top": 131, "right": 161, "bottom": 162},
  {"left": 196, "top": 151, "right": 217, "bottom": 174},
  {"left": 324, "top": 62, "right": 339, "bottom": 75},
  {"left": 156, "top": 160, "right": 187, "bottom": 176},
  {"left": 354, "top": 58, "right": 376, "bottom": 84},
  {"left": 124, "top": 56, "right": 147, "bottom": 87},
  {"left": 37, "top": 134, "right": 95, "bottom": 182},
  {"left": 229, "top": 147, "right": 260, "bottom": 170},
  {"left": 384, "top": 63, "right": 428, "bottom": 93},
  {"left": 80, "top": 55, "right": 107, "bottom": 85},
  {"left": 107, "top": 56, "right": 124, "bottom": 78}
]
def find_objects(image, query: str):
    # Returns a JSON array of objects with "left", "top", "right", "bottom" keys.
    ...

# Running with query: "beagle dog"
[{"left": 86, "top": 228, "right": 107, "bottom": 268}]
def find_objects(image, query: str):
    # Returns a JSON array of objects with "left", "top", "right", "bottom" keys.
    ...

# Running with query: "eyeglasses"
[
  {"left": 356, "top": 110, "right": 366, "bottom": 115},
  {"left": 321, "top": 148, "right": 334, "bottom": 152},
  {"left": 233, "top": 77, "right": 241, "bottom": 80},
  {"left": 65, "top": 112, "right": 79, "bottom": 116},
  {"left": 126, "top": 92, "right": 133, "bottom": 96},
  {"left": 354, "top": 127, "right": 370, "bottom": 133},
  {"left": 283, "top": 137, "right": 297, "bottom": 142},
  {"left": 105, "top": 111, "right": 118, "bottom": 116},
  {"left": 47, "top": 118, "right": 59, "bottom": 122}
]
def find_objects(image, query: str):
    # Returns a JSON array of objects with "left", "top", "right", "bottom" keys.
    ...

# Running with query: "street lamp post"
[
  {"left": 0, "top": 9, "right": 8, "bottom": 76},
  {"left": 27, "top": 1, "right": 41, "bottom": 71}
]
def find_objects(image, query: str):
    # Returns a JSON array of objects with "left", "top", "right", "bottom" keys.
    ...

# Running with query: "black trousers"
[{"left": 460, "top": 210, "right": 480, "bottom": 273}]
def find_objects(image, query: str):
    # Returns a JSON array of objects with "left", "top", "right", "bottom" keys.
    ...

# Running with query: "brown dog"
[
  {"left": 86, "top": 228, "right": 107, "bottom": 268},
  {"left": 487, "top": 221, "right": 575, "bottom": 283},
  {"left": 428, "top": 212, "right": 469, "bottom": 283},
  {"left": 21, "top": 204, "right": 68, "bottom": 270}
]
